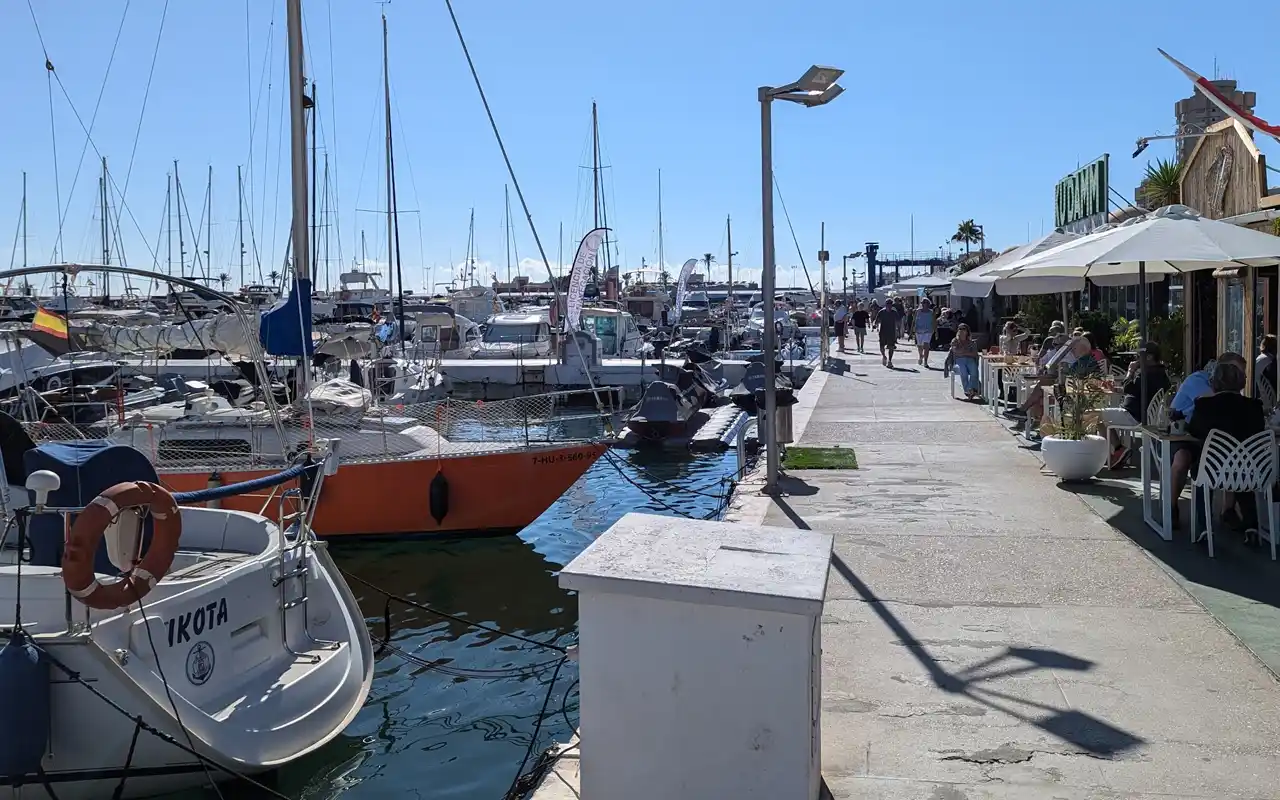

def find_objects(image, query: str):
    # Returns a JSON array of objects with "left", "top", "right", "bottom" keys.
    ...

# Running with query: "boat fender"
[
  {"left": 429, "top": 471, "right": 449, "bottom": 525},
  {"left": 206, "top": 471, "right": 222, "bottom": 509},
  {"left": 0, "top": 630, "right": 50, "bottom": 780},
  {"left": 62, "top": 482, "right": 182, "bottom": 611}
]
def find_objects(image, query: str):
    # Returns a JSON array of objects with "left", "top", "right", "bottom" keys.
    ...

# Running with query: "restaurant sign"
[{"left": 1054, "top": 155, "right": 1109, "bottom": 230}]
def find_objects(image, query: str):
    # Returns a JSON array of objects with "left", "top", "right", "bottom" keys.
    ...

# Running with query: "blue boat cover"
[
  {"left": 24, "top": 441, "right": 159, "bottom": 574},
  {"left": 260, "top": 276, "right": 314, "bottom": 357}
]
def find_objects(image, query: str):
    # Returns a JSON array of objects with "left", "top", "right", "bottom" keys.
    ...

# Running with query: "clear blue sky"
[{"left": 3, "top": 0, "right": 1279, "bottom": 294}]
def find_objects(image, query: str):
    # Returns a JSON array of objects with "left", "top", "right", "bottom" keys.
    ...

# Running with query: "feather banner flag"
[
  {"left": 671, "top": 258, "right": 700, "bottom": 324},
  {"left": 565, "top": 228, "right": 608, "bottom": 332}
]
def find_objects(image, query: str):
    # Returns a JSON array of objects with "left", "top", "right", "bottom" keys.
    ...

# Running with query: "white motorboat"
[
  {"left": 0, "top": 433, "right": 373, "bottom": 798},
  {"left": 471, "top": 311, "right": 553, "bottom": 359}
]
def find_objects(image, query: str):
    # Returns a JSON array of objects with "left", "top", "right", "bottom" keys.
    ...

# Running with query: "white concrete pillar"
[{"left": 560, "top": 513, "right": 833, "bottom": 800}]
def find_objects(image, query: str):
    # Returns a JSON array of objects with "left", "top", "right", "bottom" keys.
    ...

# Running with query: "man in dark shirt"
[
  {"left": 877, "top": 304, "right": 900, "bottom": 368},
  {"left": 1187, "top": 359, "right": 1266, "bottom": 538},
  {"left": 850, "top": 303, "right": 870, "bottom": 353}
]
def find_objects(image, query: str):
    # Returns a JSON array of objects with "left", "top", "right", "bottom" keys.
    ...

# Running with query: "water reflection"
[{"left": 187, "top": 430, "right": 741, "bottom": 798}]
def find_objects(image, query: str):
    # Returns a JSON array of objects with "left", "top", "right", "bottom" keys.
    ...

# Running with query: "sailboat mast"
[
  {"left": 591, "top": 102, "right": 600, "bottom": 231},
  {"left": 504, "top": 184, "right": 512, "bottom": 286},
  {"left": 381, "top": 12, "right": 395, "bottom": 303},
  {"left": 175, "top": 160, "right": 185, "bottom": 278},
  {"left": 726, "top": 215, "right": 733, "bottom": 302},
  {"left": 726, "top": 215, "right": 734, "bottom": 338},
  {"left": 286, "top": 0, "right": 310, "bottom": 285},
  {"left": 21, "top": 171, "right": 27, "bottom": 272},
  {"left": 310, "top": 80, "right": 319, "bottom": 282},
  {"left": 656, "top": 169, "right": 665, "bottom": 289},
  {"left": 237, "top": 165, "right": 245, "bottom": 288},
  {"left": 466, "top": 208, "right": 475, "bottom": 286},
  {"left": 100, "top": 157, "right": 110, "bottom": 297},
  {"left": 380, "top": 12, "right": 406, "bottom": 343},
  {"left": 205, "top": 165, "right": 212, "bottom": 281},
  {"left": 166, "top": 173, "right": 172, "bottom": 276}
]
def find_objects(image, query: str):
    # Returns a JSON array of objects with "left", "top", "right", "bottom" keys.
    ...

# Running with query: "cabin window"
[{"left": 484, "top": 324, "right": 543, "bottom": 343}]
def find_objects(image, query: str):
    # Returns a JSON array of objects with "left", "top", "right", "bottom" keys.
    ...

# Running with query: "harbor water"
[{"left": 183, "top": 415, "right": 743, "bottom": 798}]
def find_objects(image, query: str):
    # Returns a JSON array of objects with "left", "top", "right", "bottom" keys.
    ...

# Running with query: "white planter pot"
[{"left": 1041, "top": 434, "right": 1108, "bottom": 481}]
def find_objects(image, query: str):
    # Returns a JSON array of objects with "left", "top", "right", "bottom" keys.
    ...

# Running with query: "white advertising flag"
[
  {"left": 565, "top": 227, "right": 608, "bottom": 331},
  {"left": 671, "top": 258, "right": 699, "bottom": 324}
]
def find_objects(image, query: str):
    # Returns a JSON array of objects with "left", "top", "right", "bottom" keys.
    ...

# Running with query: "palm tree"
[
  {"left": 1138, "top": 158, "right": 1182, "bottom": 209},
  {"left": 268, "top": 269, "right": 281, "bottom": 286},
  {"left": 951, "top": 219, "right": 983, "bottom": 256},
  {"left": 217, "top": 272, "right": 231, "bottom": 290}
]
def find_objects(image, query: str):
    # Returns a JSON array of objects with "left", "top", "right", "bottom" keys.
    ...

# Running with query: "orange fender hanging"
[{"left": 61, "top": 482, "right": 182, "bottom": 611}]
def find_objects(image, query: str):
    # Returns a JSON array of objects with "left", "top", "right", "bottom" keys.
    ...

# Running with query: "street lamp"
[
  {"left": 760, "top": 65, "right": 845, "bottom": 495},
  {"left": 842, "top": 252, "right": 862, "bottom": 303}
]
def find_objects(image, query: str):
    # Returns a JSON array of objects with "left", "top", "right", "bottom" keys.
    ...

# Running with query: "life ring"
[
  {"left": 62, "top": 482, "right": 182, "bottom": 611},
  {"left": 44, "top": 375, "right": 63, "bottom": 391}
]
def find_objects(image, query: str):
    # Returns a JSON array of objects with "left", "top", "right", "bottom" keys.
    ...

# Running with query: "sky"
[{"left": 3, "top": 0, "right": 1280, "bottom": 296}]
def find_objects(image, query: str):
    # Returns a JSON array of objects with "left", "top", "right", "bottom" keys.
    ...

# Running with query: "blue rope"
[{"left": 172, "top": 461, "right": 313, "bottom": 504}]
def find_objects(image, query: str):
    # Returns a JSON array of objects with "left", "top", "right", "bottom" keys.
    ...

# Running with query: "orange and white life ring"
[{"left": 62, "top": 482, "right": 182, "bottom": 611}]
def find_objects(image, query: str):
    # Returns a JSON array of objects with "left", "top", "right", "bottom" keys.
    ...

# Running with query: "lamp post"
[
  {"left": 842, "top": 252, "right": 862, "bottom": 302},
  {"left": 760, "top": 65, "right": 845, "bottom": 495}
]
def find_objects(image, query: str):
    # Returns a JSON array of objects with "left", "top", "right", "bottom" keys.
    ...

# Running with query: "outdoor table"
[
  {"left": 1141, "top": 425, "right": 1198, "bottom": 542},
  {"left": 981, "top": 355, "right": 1032, "bottom": 416}
]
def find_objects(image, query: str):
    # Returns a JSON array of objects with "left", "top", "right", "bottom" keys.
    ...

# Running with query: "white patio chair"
[
  {"left": 1256, "top": 375, "right": 1276, "bottom": 410},
  {"left": 1191, "top": 429, "right": 1278, "bottom": 559}
]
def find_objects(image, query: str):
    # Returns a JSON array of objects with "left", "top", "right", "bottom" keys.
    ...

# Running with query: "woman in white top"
[{"left": 1000, "top": 321, "right": 1031, "bottom": 356}]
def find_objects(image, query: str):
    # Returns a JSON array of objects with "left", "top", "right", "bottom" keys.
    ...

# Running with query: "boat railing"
[{"left": 20, "top": 387, "right": 621, "bottom": 469}]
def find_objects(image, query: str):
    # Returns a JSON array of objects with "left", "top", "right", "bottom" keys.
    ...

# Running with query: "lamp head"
[{"left": 794, "top": 65, "right": 844, "bottom": 93}]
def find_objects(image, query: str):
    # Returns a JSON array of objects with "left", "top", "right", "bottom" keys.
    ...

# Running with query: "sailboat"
[{"left": 0, "top": 7, "right": 372, "bottom": 796}]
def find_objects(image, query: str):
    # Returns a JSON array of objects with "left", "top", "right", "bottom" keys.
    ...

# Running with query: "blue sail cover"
[
  {"left": 259, "top": 276, "right": 314, "bottom": 357},
  {"left": 24, "top": 441, "right": 159, "bottom": 573}
]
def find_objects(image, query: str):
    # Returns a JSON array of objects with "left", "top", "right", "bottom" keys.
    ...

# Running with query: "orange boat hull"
[{"left": 156, "top": 442, "right": 606, "bottom": 537}]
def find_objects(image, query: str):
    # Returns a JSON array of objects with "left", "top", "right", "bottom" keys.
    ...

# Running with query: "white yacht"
[{"left": 0, "top": 432, "right": 372, "bottom": 799}]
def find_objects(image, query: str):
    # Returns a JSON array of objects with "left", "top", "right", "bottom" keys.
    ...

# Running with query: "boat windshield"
[{"left": 484, "top": 323, "right": 544, "bottom": 343}]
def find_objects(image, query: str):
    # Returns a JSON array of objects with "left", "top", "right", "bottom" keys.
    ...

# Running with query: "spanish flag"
[{"left": 32, "top": 307, "right": 68, "bottom": 339}]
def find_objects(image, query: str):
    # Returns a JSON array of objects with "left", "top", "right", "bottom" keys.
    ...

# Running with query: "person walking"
[
  {"left": 833, "top": 300, "right": 849, "bottom": 352},
  {"left": 914, "top": 298, "right": 937, "bottom": 368},
  {"left": 850, "top": 302, "right": 870, "bottom": 353},
  {"left": 877, "top": 301, "right": 900, "bottom": 368}
]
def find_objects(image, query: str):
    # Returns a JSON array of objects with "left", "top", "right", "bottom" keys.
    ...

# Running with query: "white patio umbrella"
[
  {"left": 991, "top": 204, "right": 1280, "bottom": 412},
  {"left": 951, "top": 230, "right": 1081, "bottom": 298}
]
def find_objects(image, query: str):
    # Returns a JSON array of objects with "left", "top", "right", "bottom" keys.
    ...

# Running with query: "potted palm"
[{"left": 1041, "top": 365, "right": 1109, "bottom": 481}]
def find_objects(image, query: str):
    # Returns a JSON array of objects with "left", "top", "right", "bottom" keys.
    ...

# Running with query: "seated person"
[
  {"left": 1103, "top": 342, "right": 1172, "bottom": 467},
  {"left": 1014, "top": 336, "right": 1095, "bottom": 431},
  {"left": 1187, "top": 358, "right": 1266, "bottom": 538},
  {"left": 1168, "top": 353, "right": 1246, "bottom": 526},
  {"left": 1256, "top": 334, "right": 1277, "bottom": 398}
]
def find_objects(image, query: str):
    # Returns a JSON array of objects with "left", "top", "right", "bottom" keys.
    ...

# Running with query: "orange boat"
[
  {"left": 156, "top": 440, "right": 605, "bottom": 536},
  {"left": 43, "top": 387, "right": 615, "bottom": 538}
]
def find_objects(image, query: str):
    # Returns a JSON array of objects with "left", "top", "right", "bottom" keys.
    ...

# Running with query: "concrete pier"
[{"left": 729, "top": 348, "right": 1280, "bottom": 798}]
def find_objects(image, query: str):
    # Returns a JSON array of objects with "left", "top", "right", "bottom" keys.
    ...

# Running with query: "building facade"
[{"left": 1175, "top": 79, "right": 1256, "bottom": 163}]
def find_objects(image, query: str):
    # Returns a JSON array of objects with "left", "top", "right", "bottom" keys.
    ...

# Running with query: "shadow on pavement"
[
  {"left": 1060, "top": 478, "right": 1280, "bottom": 611},
  {"left": 828, "top": 552, "right": 1144, "bottom": 758}
]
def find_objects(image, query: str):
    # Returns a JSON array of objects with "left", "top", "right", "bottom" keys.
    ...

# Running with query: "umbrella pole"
[{"left": 1138, "top": 260, "right": 1148, "bottom": 425}]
